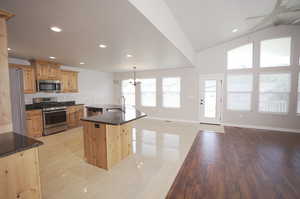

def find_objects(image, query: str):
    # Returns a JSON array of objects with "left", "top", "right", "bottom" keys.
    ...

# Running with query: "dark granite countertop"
[
  {"left": 0, "top": 132, "right": 43, "bottom": 158},
  {"left": 85, "top": 104, "right": 122, "bottom": 110},
  {"left": 81, "top": 106, "right": 147, "bottom": 125},
  {"left": 26, "top": 101, "right": 84, "bottom": 111}
]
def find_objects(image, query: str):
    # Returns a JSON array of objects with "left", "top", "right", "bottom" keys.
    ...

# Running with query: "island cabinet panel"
[
  {"left": 121, "top": 123, "right": 133, "bottom": 159},
  {"left": 0, "top": 148, "right": 42, "bottom": 199},
  {"left": 83, "top": 122, "right": 108, "bottom": 169},
  {"left": 82, "top": 121, "right": 133, "bottom": 170},
  {"left": 106, "top": 125, "right": 122, "bottom": 169}
]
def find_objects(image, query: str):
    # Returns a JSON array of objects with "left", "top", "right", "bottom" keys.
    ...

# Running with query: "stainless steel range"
[
  {"left": 43, "top": 106, "right": 68, "bottom": 136},
  {"left": 31, "top": 97, "right": 71, "bottom": 136}
]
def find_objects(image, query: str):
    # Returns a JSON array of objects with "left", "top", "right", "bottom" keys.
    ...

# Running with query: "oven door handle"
[{"left": 43, "top": 110, "right": 67, "bottom": 114}]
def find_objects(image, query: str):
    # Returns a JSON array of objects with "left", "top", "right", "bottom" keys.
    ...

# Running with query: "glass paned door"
[{"left": 199, "top": 75, "right": 223, "bottom": 124}]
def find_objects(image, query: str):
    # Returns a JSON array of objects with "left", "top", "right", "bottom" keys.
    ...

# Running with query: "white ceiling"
[
  {"left": 164, "top": 0, "right": 278, "bottom": 51},
  {"left": 1, "top": 0, "right": 192, "bottom": 72}
]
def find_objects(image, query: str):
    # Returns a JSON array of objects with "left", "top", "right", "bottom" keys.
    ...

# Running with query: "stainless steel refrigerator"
[{"left": 9, "top": 67, "right": 26, "bottom": 135}]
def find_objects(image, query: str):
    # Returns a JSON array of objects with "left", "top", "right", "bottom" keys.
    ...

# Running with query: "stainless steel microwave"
[{"left": 37, "top": 80, "right": 61, "bottom": 93}]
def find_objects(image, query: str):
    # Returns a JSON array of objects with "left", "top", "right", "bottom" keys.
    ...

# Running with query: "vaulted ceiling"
[{"left": 163, "top": 0, "right": 282, "bottom": 51}]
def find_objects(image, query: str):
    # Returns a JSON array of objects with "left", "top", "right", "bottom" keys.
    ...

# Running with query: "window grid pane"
[
  {"left": 163, "top": 78, "right": 181, "bottom": 108},
  {"left": 227, "top": 43, "right": 253, "bottom": 70},
  {"left": 141, "top": 79, "right": 156, "bottom": 107},
  {"left": 122, "top": 79, "right": 135, "bottom": 106},
  {"left": 260, "top": 37, "right": 291, "bottom": 67},
  {"left": 259, "top": 73, "right": 291, "bottom": 113},
  {"left": 227, "top": 74, "right": 253, "bottom": 111}
]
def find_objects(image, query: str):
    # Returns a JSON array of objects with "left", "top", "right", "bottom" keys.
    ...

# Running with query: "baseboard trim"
[
  {"left": 222, "top": 123, "right": 300, "bottom": 133},
  {"left": 145, "top": 117, "right": 300, "bottom": 133},
  {"left": 146, "top": 117, "right": 199, "bottom": 124}
]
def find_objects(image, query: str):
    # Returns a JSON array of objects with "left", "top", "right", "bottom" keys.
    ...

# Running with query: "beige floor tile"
[{"left": 38, "top": 118, "right": 223, "bottom": 199}]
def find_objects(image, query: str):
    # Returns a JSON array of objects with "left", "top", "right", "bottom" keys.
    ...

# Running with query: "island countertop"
[
  {"left": 81, "top": 106, "right": 147, "bottom": 125},
  {"left": 0, "top": 132, "right": 43, "bottom": 158}
]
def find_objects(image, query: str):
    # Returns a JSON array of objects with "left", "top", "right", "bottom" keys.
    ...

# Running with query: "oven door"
[
  {"left": 43, "top": 110, "right": 67, "bottom": 128},
  {"left": 38, "top": 80, "right": 61, "bottom": 92}
]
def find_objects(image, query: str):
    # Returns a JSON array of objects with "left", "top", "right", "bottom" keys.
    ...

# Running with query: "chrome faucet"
[{"left": 121, "top": 96, "right": 126, "bottom": 112}]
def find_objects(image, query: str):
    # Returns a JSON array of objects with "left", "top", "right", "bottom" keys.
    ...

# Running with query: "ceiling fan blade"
[{"left": 245, "top": 15, "right": 267, "bottom": 20}]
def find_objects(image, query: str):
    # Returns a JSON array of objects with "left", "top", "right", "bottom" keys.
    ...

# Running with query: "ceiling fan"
[
  {"left": 129, "top": 66, "right": 141, "bottom": 86},
  {"left": 246, "top": 0, "right": 300, "bottom": 32}
]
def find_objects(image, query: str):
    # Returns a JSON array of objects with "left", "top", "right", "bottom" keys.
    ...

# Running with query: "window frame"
[
  {"left": 227, "top": 43, "right": 254, "bottom": 70},
  {"left": 140, "top": 78, "right": 157, "bottom": 107},
  {"left": 162, "top": 77, "right": 181, "bottom": 108},
  {"left": 121, "top": 79, "right": 135, "bottom": 106},
  {"left": 226, "top": 74, "right": 253, "bottom": 112},
  {"left": 259, "top": 37, "right": 292, "bottom": 68},
  {"left": 258, "top": 72, "right": 291, "bottom": 115}
]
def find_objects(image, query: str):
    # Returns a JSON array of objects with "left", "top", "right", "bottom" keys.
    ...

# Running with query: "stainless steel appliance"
[
  {"left": 31, "top": 97, "right": 69, "bottom": 136},
  {"left": 43, "top": 106, "right": 68, "bottom": 136},
  {"left": 37, "top": 80, "right": 61, "bottom": 93}
]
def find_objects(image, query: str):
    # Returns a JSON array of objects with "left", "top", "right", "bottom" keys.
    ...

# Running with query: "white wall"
[
  {"left": 114, "top": 25, "right": 300, "bottom": 131},
  {"left": 8, "top": 58, "right": 114, "bottom": 105},
  {"left": 114, "top": 67, "right": 199, "bottom": 121}
]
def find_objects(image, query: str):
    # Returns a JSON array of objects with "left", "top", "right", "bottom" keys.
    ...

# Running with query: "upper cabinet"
[
  {"left": 31, "top": 60, "right": 61, "bottom": 80},
  {"left": 61, "top": 70, "right": 79, "bottom": 93},
  {"left": 9, "top": 64, "right": 36, "bottom": 94}
]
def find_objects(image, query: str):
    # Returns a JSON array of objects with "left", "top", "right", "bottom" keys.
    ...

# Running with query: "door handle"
[{"left": 200, "top": 99, "right": 204, "bottom": 105}]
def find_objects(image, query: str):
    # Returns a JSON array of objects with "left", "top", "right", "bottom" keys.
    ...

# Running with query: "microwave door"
[{"left": 39, "top": 82, "right": 56, "bottom": 92}]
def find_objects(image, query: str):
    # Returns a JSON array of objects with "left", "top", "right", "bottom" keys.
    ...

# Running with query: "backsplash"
[{"left": 24, "top": 92, "right": 109, "bottom": 105}]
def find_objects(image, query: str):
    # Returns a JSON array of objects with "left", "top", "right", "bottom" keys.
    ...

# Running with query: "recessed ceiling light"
[
  {"left": 126, "top": 54, "right": 133, "bottom": 58},
  {"left": 49, "top": 56, "right": 56, "bottom": 59},
  {"left": 7, "top": 48, "right": 11, "bottom": 51},
  {"left": 99, "top": 44, "right": 107, "bottom": 48},
  {"left": 80, "top": 62, "right": 85, "bottom": 65},
  {"left": 50, "top": 26, "right": 62, "bottom": 32},
  {"left": 232, "top": 28, "right": 239, "bottom": 33}
]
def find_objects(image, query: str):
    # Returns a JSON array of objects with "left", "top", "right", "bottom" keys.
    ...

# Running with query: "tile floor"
[{"left": 38, "top": 118, "right": 224, "bottom": 199}]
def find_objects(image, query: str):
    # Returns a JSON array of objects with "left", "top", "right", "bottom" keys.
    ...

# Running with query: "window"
[
  {"left": 162, "top": 77, "right": 181, "bottom": 108},
  {"left": 227, "top": 74, "right": 253, "bottom": 111},
  {"left": 260, "top": 37, "right": 291, "bottom": 67},
  {"left": 140, "top": 79, "right": 156, "bottom": 107},
  {"left": 122, "top": 79, "right": 135, "bottom": 106},
  {"left": 298, "top": 73, "right": 300, "bottom": 114},
  {"left": 227, "top": 43, "right": 253, "bottom": 70},
  {"left": 259, "top": 73, "right": 291, "bottom": 113}
]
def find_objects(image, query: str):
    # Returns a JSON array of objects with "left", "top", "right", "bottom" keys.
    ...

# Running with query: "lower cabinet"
[
  {"left": 0, "top": 148, "right": 42, "bottom": 199},
  {"left": 26, "top": 110, "right": 43, "bottom": 138},
  {"left": 67, "top": 105, "right": 84, "bottom": 128},
  {"left": 82, "top": 121, "right": 133, "bottom": 170}
]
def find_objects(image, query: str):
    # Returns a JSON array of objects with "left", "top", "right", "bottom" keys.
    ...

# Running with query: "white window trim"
[
  {"left": 162, "top": 77, "right": 181, "bottom": 109},
  {"left": 140, "top": 78, "right": 156, "bottom": 107},
  {"left": 227, "top": 42, "right": 254, "bottom": 70},
  {"left": 259, "top": 37, "right": 292, "bottom": 68}
]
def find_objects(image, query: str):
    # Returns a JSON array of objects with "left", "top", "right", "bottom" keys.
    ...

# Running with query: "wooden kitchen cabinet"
[
  {"left": 67, "top": 105, "right": 84, "bottom": 128},
  {"left": 61, "top": 70, "right": 79, "bottom": 93},
  {"left": 0, "top": 148, "right": 42, "bottom": 199},
  {"left": 26, "top": 110, "right": 43, "bottom": 138},
  {"left": 31, "top": 60, "right": 61, "bottom": 80},
  {"left": 9, "top": 64, "right": 36, "bottom": 94}
]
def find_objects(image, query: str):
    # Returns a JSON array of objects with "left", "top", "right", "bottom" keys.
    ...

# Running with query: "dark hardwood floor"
[{"left": 166, "top": 127, "right": 300, "bottom": 199}]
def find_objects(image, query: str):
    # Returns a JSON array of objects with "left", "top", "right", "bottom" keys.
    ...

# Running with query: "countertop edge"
[
  {"left": 81, "top": 114, "right": 147, "bottom": 125},
  {"left": 0, "top": 141, "right": 43, "bottom": 159}
]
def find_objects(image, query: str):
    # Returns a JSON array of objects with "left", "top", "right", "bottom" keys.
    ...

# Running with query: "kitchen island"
[
  {"left": 0, "top": 132, "right": 43, "bottom": 199},
  {"left": 81, "top": 106, "right": 146, "bottom": 170}
]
